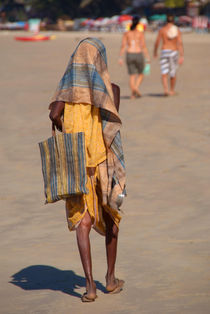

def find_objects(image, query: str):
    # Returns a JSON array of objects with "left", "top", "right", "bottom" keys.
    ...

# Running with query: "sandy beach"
[{"left": 0, "top": 30, "right": 210, "bottom": 314}]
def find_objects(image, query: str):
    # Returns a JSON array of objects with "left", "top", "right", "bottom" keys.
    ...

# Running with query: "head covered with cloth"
[{"left": 50, "top": 37, "right": 126, "bottom": 210}]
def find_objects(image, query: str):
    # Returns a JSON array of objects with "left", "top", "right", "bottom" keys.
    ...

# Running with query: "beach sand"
[{"left": 0, "top": 31, "right": 210, "bottom": 314}]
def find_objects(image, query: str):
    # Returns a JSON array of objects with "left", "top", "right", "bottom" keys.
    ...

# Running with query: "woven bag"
[{"left": 39, "top": 128, "right": 87, "bottom": 203}]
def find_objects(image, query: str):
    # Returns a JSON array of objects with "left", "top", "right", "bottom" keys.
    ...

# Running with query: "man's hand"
[
  {"left": 49, "top": 101, "right": 65, "bottom": 131},
  {"left": 111, "top": 83, "right": 120, "bottom": 112},
  {"left": 153, "top": 52, "right": 158, "bottom": 59},
  {"left": 178, "top": 56, "right": 184, "bottom": 65},
  {"left": 118, "top": 57, "right": 123, "bottom": 66}
]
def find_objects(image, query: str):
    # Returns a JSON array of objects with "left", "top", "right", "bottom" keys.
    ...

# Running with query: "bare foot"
[
  {"left": 81, "top": 293, "right": 97, "bottom": 302},
  {"left": 169, "top": 91, "right": 176, "bottom": 96},
  {"left": 106, "top": 275, "right": 124, "bottom": 294},
  {"left": 164, "top": 91, "right": 169, "bottom": 96},
  {"left": 130, "top": 91, "right": 136, "bottom": 99},
  {"left": 82, "top": 281, "right": 97, "bottom": 302},
  {"left": 134, "top": 90, "right": 142, "bottom": 98}
]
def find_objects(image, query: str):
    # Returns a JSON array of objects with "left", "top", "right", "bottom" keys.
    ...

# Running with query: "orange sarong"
[{"left": 64, "top": 102, "right": 121, "bottom": 235}]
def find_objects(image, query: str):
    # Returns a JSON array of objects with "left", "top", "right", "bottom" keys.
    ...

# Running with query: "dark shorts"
[{"left": 126, "top": 52, "right": 145, "bottom": 75}]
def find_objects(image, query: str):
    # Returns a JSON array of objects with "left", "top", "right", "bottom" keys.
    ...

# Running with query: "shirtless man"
[
  {"left": 154, "top": 14, "right": 184, "bottom": 96},
  {"left": 119, "top": 16, "right": 150, "bottom": 99}
]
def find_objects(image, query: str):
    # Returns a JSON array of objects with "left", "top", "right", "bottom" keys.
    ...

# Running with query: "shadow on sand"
[
  {"left": 9, "top": 265, "right": 106, "bottom": 298},
  {"left": 146, "top": 93, "right": 168, "bottom": 97},
  {"left": 120, "top": 95, "right": 131, "bottom": 100},
  {"left": 121, "top": 93, "right": 171, "bottom": 99}
]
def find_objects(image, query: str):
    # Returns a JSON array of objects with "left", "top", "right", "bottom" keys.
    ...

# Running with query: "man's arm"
[
  {"left": 141, "top": 33, "right": 150, "bottom": 62},
  {"left": 177, "top": 29, "right": 184, "bottom": 64},
  {"left": 154, "top": 29, "right": 161, "bottom": 58},
  {"left": 118, "top": 33, "right": 127, "bottom": 65}
]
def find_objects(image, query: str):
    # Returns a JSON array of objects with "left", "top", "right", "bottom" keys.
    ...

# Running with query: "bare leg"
[
  {"left": 135, "top": 73, "right": 144, "bottom": 96},
  {"left": 129, "top": 74, "right": 137, "bottom": 98},
  {"left": 76, "top": 211, "right": 96, "bottom": 299},
  {"left": 169, "top": 76, "right": 176, "bottom": 95},
  {"left": 161, "top": 74, "right": 169, "bottom": 95},
  {"left": 103, "top": 209, "right": 124, "bottom": 292}
]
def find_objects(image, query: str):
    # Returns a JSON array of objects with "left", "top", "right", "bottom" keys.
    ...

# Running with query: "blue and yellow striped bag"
[{"left": 39, "top": 132, "right": 88, "bottom": 203}]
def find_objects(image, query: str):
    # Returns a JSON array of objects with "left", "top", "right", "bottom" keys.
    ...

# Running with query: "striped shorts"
[{"left": 160, "top": 50, "right": 178, "bottom": 77}]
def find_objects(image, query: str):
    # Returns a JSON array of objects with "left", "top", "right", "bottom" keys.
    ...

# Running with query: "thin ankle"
[{"left": 106, "top": 273, "right": 115, "bottom": 283}]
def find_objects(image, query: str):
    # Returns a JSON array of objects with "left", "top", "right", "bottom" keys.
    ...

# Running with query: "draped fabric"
[
  {"left": 50, "top": 37, "right": 126, "bottom": 209},
  {"left": 64, "top": 103, "right": 121, "bottom": 235}
]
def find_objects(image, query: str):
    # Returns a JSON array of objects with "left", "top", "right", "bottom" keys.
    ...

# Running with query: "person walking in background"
[
  {"left": 154, "top": 14, "right": 184, "bottom": 96},
  {"left": 119, "top": 16, "right": 150, "bottom": 99},
  {"left": 49, "top": 38, "right": 126, "bottom": 302}
]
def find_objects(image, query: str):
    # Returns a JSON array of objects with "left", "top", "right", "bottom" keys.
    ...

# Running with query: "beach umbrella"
[
  {"left": 179, "top": 16, "right": 192, "bottom": 23},
  {"left": 94, "top": 18, "right": 103, "bottom": 27},
  {"left": 101, "top": 18, "right": 110, "bottom": 25},
  {"left": 80, "top": 19, "right": 88, "bottom": 26},
  {"left": 118, "top": 15, "right": 132, "bottom": 22},
  {"left": 109, "top": 16, "right": 119, "bottom": 24},
  {"left": 81, "top": 18, "right": 93, "bottom": 26},
  {"left": 107, "top": 16, "right": 119, "bottom": 26},
  {"left": 150, "top": 14, "right": 166, "bottom": 21}
]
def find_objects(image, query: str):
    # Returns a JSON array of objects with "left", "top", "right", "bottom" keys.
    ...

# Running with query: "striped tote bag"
[{"left": 39, "top": 132, "right": 88, "bottom": 203}]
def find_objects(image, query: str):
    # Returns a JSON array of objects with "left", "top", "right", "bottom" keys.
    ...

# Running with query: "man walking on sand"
[
  {"left": 49, "top": 38, "right": 126, "bottom": 302},
  {"left": 154, "top": 14, "right": 184, "bottom": 96}
]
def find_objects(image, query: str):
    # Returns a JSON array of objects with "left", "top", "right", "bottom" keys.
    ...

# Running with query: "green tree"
[
  {"left": 27, "top": 0, "right": 132, "bottom": 20},
  {"left": 79, "top": 0, "right": 132, "bottom": 17},
  {"left": 164, "top": 0, "right": 185, "bottom": 8},
  {"left": 0, "top": 0, "right": 133, "bottom": 20},
  {"left": 28, "top": 0, "right": 80, "bottom": 20},
  {"left": 0, "top": 0, "right": 28, "bottom": 21}
]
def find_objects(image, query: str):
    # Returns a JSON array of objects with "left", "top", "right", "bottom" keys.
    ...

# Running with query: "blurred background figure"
[
  {"left": 119, "top": 15, "right": 150, "bottom": 99},
  {"left": 153, "top": 13, "right": 184, "bottom": 96}
]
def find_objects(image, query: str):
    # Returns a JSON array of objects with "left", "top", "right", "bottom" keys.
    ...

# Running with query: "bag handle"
[{"left": 52, "top": 119, "right": 66, "bottom": 137}]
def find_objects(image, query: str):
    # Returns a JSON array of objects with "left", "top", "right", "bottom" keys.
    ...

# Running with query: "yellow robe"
[{"left": 64, "top": 102, "right": 121, "bottom": 235}]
